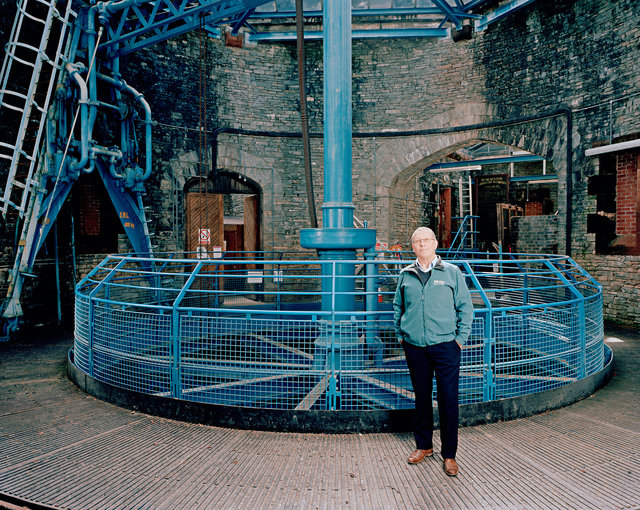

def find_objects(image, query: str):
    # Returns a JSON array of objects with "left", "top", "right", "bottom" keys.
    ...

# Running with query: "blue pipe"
[
  {"left": 87, "top": 7, "right": 102, "bottom": 145},
  {"left": 65, "top": 64, "right": 90, "bottom": 173},
  {"left": 97, "top": 72, "right": 153, "bottom": 183},
  {"left": 248, "top": 28, "right": 448, "bottom": 42},
  {"left": 300, "top": 0, "right": 376, "bottom": 314},
  {"left": 100, "top": 0, "right": 147, "bottom": 15}
]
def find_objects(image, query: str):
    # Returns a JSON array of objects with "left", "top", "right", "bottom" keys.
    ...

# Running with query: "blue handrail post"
[
  {"left": 483, "top": 310, "right": 495, "bottom": 401},
  {"left": 85, "top": 256, "right": 128, "bottom": 377},
  {"left": 542, "top": 258, "right": 587, "bottom": 378},
  {"left": 275, "top": 263, "right": 282, "bottom": 311},
  {"left": 365, "top": 248, "right": 383, "bottom": 366},
  {"left": 171, "top": 260, "right": 204, "bottom": 399},
  {"left": 87, "top": 296, "right": 95, "bottom": 377},
  {"left": 328, "top": 261, "right": 338, "bottom": 410},
  {"left": 578, "top": 301, "right": 587, "bottom": 378},
  {"left": 460, "top": 260, "right": 494, "bottom": 402}
]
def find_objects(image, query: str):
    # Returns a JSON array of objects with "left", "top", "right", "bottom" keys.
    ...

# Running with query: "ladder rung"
[
  {"left": 0, "top": 101, "right": 28, "bottom": 114},
  {"left": 17, "top": 7, "right": 49, "bottom": 26},
  {"left": 0, "top": 142, "right": 33, "bottom": 160},
  {"left": 9, "top": 180, "right": 27, "bottom": 190},
  {"left": 4, "top": 52, "right": 39, "bottom": 70}
]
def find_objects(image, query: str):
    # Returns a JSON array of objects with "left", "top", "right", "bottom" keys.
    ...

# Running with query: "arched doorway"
[{"left": 184, "top": 170, "right": 262, "bottom": 259}]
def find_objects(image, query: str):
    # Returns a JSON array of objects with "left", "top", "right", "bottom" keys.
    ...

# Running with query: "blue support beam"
[
  {"left": 248, "top": 28, "right": 448, "bottom": 42},
  {"left": 97, "top": 0, "right": 271, "bottom": 57},
  {"left": 475, "top": 0, "right": 537, "bottom": 32},
  {"left": 430, "top": 0, "right": 465, "bottom": 28},
  {"left": 299, "top": 1, "right": 375, "bottom": 404},
  {"left": 249, "top": 8, "right": 449, "bottom": 20},
  {"left": 95, "top": 160, "right": 153, "bottom": 256},
  {"left": 300, "top": 0, "right": 376, "bottom": 282},
  {"left": 427, "top": 154, "right": 545, "bottom": 170},
  {"left": 1, "top": 179, "right": 73, "bottom": 332},
  {"left": 94, "top": 0, "right": 538, "bottom": 55}
]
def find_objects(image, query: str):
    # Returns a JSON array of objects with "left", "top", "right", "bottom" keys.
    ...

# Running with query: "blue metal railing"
[
  {"left": 73, "top": 252, "right": 604, "bottom": 412},
  {"left": 447, "top": 215, "right": 480, "bottom": 256}
]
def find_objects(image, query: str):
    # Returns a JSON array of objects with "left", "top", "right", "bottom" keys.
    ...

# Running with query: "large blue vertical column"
[
  {"left": 322, "top": 0, "right": 353, "bottom": 230},
  {"left": 300, "top": 0, "right": 376, "bottom": 316},
  {"left": 300, "top": 0, "right": 376, "bottom": 387}
]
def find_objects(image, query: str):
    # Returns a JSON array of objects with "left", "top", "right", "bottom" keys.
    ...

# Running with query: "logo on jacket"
[{"left": 433, "top": 280, "right": 445, "bottom": 285}]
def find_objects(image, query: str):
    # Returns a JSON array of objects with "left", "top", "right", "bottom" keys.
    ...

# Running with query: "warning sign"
[{"left": 199, "top": 228, "right": 210, "bottom": 245}]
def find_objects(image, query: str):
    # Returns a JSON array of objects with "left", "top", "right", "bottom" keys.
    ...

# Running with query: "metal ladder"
[
  {"left": 449, "top": 175, "right": 478, "bottom": 254},
  {"left": 0, "top": 0, "right": 76, "bottom": 217}
]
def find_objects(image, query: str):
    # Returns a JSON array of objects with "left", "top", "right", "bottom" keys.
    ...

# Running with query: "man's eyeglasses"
[{"left": 412, "top": 238, "right": 436, "bottom": 246}]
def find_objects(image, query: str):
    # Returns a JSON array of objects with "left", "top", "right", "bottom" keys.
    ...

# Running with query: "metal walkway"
[{"left": 0, "top": 327, "right": 638, "bottom": 510}]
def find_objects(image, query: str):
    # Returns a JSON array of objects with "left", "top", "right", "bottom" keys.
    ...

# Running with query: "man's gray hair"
[{"left": 411, "top": 227, "right": 437, "bottom": 243}]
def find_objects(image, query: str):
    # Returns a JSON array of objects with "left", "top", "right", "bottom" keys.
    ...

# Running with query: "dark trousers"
[{"left": 403, "top": 340, "right": 461, "bottom": 459}]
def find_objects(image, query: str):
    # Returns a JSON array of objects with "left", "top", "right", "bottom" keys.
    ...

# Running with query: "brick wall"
[
  {"left": 524, "top": 201, "right": 543, "bottom": 216},
  {"left": 615, "top": 153, "right": 638, "bottom": 242},
  {"left": 512, "top": 215, "right": 559, "bottom": 254},
  {"left": 78, "top": 180, "right": 101, "bottom": 236}
]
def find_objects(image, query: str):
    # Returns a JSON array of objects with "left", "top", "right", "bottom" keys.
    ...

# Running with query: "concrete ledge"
[{"left": 68, "top": 346, "right": 613, "bottom": 433}]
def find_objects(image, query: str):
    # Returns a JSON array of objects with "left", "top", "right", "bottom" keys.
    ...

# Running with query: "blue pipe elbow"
[{"left": 65, "top": 64, "right": 90, "bottom": 172}]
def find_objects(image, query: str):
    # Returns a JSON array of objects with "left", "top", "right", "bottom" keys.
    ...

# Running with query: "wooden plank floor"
[{"left": 0, "top": 327, "right": 638, "bottom": 510}]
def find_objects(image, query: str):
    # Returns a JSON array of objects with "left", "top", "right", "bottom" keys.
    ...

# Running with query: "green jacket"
[{"left": 393, "top": 257, "right": 474, "bottom": 346}]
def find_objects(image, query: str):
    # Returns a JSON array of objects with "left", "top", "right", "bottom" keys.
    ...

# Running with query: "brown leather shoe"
[
  {"left": 407, "top": 448, "right": 433, "bottom": 464},
  {"left": 443, "top": 458, "right": 459, "bottom": 476}
]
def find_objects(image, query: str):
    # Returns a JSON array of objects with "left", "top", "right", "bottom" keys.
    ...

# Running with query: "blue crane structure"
[{"left": 0, "top": 0, "right": 537, "bottom": 339}]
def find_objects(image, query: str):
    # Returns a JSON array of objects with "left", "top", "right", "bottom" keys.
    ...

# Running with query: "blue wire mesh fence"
[{"left": 73, "top": 251, "right": 604, "bottom": 411}]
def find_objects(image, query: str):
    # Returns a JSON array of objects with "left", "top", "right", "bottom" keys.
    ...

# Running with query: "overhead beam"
[
  {"left": 585, "top": 139, "right": 640, "bottom": 156},
  {"left": 427, "top": 154, "right": 545, "bottom": 170},
  {"left": 248, "top": 28, "right": 449, "bottom": 42},
  {"left": 430, "top": 0, "right": 465, "bottom": 28},
  {"left": 475, "top": 0, "right": 537, "bottom": 31},
  {"left": 97, "top": 0, "right": 270, "bottom": 57},
  {"left": 250, "top": 8, "right": 445, "bottom": 19}
]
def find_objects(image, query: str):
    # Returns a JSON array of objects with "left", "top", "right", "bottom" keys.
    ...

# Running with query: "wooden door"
[
  {"left": 438, "top": 188, "right": 452, "bottom": 248},
  {"left": 185, "top": 192, "right": 223, "bottom": 257},
  {"left": 496, "top": 203, "right": 523, "bottom": 252},
  {"left": 244, "top": 195, "right": 259, "bottom": 259}
]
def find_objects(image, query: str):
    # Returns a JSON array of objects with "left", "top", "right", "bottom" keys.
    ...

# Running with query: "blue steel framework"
[
  {"left": 0, "top": 0, "right": 538, "bottom": 337},
  {"left": 72, "top": 252, "right": 604, "bottom": 411}
]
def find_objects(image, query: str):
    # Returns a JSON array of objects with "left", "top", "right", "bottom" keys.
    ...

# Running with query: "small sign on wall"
[
  {"left": 199, "top": 228, "right": 210, "bottom": 245},
  {"left": 196, "top": 246, "right": 209, "bottom": 259},
  {"left": 248, "top": 270, "right": 263, "bottom": 284}
]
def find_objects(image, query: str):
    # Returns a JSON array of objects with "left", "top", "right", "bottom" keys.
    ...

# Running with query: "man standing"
[{"left": 393, "top": 227, "right": 473, "bottom": 476}]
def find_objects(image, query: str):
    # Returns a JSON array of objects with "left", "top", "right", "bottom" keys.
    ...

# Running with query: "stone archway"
[{"left": 353, "top": 103, "right": 569, "bottom": 251}]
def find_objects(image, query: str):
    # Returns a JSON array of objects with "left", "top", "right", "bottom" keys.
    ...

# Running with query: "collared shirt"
[
  {"left": 416, "top": 256, "right": 439, "bottom": 273},
  {"left": 415, "top": 256, "right": 439, "bottom": 286}
]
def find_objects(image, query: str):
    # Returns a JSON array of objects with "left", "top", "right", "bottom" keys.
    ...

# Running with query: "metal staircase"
[{"left": 0, "top": 0, "right": 76, "bottom": 217}]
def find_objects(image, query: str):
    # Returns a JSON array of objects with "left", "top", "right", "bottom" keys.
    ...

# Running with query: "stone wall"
[
  {"left": 1, "top": 0, "right": 640, "bottom": 327},
  {"left": 512, "top": 215, "right": 559, "bottom": 254},
  {"left": 575, "top": 255, "right": 640, "bottom": 328}
]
